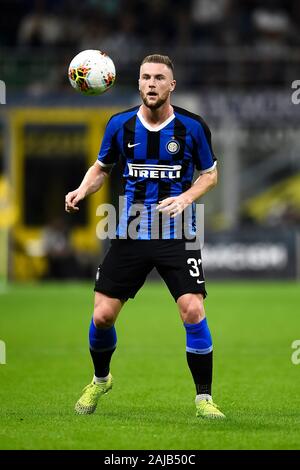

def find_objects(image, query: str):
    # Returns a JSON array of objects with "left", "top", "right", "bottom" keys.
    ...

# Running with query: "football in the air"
[{"left": 68, "top": 50, "right": 116, "bottom": 95}]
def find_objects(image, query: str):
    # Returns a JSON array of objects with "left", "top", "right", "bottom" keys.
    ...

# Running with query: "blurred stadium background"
[
  {"left": 1, "top": 0, "right": 300, "bottom": 451},
  {"left": 1, "top": 0, "right": 300, "bottom": 283}
]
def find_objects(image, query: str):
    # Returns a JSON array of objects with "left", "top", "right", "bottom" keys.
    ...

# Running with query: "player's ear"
[
  {"left": 138, "top": 78, "right": 141, "bottom": 91},
  {"left": 170, "top": 79, "right": 176, "bottom": 92}
]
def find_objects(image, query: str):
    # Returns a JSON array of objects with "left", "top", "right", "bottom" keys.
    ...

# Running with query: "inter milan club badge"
[{"left": 166, "top": 139, "right": 180, "bottom": 154}]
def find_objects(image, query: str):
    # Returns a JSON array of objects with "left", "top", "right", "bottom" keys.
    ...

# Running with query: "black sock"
[
  {"left": 186, "top": 351, "right": 213, "bottom": 396},
  {"left": 89, "top": 347, "right": 116, "bottom": 378}
]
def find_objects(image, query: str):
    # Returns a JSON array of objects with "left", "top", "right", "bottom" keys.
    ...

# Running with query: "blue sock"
[
  {"left": 184, "top": 318, "right": 213, "bottom": 395},
  {"left": 184, "top": 318, "right": 213, "bottom": 354},
  {"left": 89, "top": 319, "right": 117, "bottom": 352},
  {"left": 89, "top": 318, "right": 117, "bottom": 378}
]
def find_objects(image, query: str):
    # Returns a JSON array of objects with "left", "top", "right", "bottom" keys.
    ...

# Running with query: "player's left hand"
[{"left": 156, "top": 195, "right": 193, "bottom": 218}]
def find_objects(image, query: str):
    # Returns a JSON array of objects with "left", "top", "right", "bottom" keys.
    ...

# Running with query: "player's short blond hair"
[{"left": 141, "top": 55, "right": 174, "bottom": 74}]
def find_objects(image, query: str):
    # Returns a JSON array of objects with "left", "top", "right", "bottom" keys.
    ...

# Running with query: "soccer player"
[{"left": 65, "top": 54, "right": 225, "bottom": 419}]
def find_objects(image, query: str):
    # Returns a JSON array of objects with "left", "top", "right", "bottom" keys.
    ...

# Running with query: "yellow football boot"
[
  {"left": 75, "top": 373, "right": 113, "bottom": 415},
  {"left": 195, "top": 398, "right": 226, "bottom": 419}
]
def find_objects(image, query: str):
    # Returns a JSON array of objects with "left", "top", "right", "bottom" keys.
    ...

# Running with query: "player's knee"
[
  {"left": 179, "top": 297, "right": 205, "bottom": 324},
  {"left": 93, "top": 305, "right": 116, "bottom": 328},
  {"left": 93, "top": 312, "right": 114, "bottom": 328}
]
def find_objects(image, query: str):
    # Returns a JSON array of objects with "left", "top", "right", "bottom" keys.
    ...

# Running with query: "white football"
[{"left": 68, "top": 50, "right": 116, "bottom": 95}]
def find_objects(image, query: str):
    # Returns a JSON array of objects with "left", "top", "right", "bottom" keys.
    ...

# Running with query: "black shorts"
[{"left": 94, "top": 239, "right": 207, "bottom": 302}]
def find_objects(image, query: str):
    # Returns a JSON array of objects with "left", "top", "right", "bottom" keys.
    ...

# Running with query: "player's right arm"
[
  {"left": 65, "top": 115, "right": 120, "bottom": 213},
  {"left": 65, "top": 163, "right": 109, "bottom": 213}
]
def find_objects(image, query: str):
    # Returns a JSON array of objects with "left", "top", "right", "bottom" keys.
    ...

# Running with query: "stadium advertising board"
[{"left": 202, "top": 229, "right": 298, "bottom": 279}]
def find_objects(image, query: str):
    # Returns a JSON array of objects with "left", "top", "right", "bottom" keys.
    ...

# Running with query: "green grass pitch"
[{"left": 0, "top": 281, "right": 300, "bottom": 450}]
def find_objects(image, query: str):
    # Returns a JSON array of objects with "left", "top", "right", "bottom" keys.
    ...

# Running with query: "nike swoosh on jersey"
[{"left": 128, "top": 142, "right": 141, "bottom": 148}]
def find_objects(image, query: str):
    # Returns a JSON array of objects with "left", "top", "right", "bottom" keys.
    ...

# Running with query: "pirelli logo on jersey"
[{"left": 128, "top": 163, "right": 182, "bottom": 179}]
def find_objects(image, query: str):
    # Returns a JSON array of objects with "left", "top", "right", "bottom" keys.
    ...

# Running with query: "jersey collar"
[{"left": 137, "top": 109, "right": 175, "bottom": 132}]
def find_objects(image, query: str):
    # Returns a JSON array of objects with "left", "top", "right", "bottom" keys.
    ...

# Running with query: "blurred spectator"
[
  {"left": 251, "top": 8, "right": 291, "bottom": 85},
  {"left": 191, "top": 0, "right": 233, "bottom": 44},
  {"left": 17, "top": 0, "right": 65, "bottom": 47},
  {"left": 252, "top": 8, "right": 291, "bottom": 55}
]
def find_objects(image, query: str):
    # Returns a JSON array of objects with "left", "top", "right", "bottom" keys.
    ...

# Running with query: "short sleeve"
[
  {"left": 97, "top": 117, "right": 119, "bottom": 169},
  {"left": 193, "top": 119, "right": 217, "bottom": 173}
]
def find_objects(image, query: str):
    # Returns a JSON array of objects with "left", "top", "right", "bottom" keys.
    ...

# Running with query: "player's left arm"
[{"left": 157, "top": 168, "right": 217, "bottom": 217}]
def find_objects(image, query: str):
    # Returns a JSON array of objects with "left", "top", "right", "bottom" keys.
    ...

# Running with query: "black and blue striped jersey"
[{"left": 97, "top": 105, "right": 217, "bottom": 239}]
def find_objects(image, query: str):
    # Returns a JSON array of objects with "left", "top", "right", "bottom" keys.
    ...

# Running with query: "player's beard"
[{"left": 140, "top": 89, "right": 170, "bottom": 110}]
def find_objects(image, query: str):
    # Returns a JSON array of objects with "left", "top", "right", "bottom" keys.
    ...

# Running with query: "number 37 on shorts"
[{"left": 187, "top": 258, "right": 205, "bottom": 284}]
